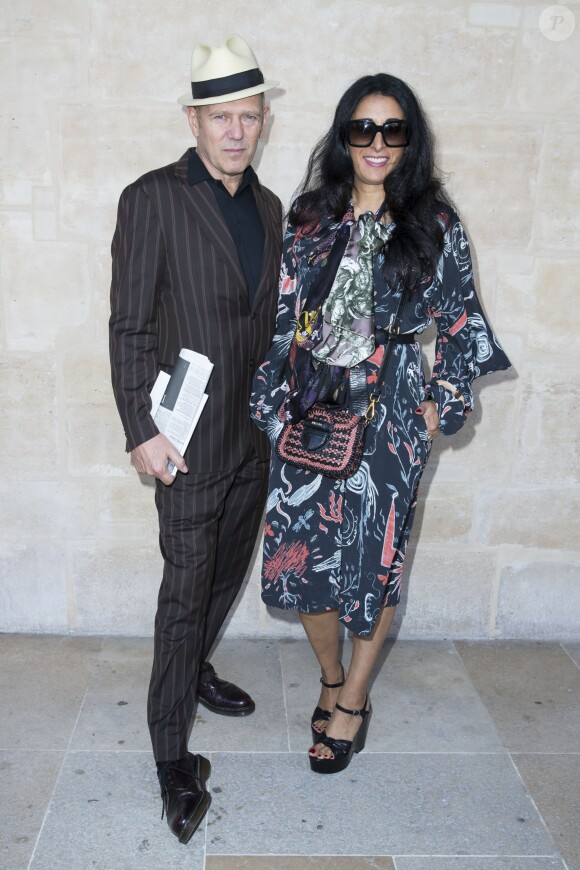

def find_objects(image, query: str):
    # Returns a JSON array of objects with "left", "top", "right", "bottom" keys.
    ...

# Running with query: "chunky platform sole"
[{"left": 309, "top": 699, "right": 372, "bottom": 775}]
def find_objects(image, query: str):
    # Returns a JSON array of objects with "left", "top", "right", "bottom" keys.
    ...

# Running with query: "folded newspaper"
[{"left": 149, "top": 348, "right": 214, "bottom": 476}]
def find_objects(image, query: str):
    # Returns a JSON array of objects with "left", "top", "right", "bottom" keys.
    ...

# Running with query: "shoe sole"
[
  {"left": 177, "top": 791, "right": 212, "bottom": 844},
  {"left": 197, "top": 697, "right": 256, "bottom": 717}
]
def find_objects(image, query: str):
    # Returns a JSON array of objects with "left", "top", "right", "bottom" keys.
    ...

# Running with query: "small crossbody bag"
[{"left": 275, "top": 293, "right": 406, "bottom": 479}]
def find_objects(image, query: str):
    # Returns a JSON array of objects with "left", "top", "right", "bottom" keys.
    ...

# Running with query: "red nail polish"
[{"left": 415, "top": 408, "right": 423, "bottom": 415}]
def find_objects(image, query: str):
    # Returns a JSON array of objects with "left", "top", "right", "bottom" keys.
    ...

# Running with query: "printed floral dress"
[{"left": 250, "top": 210, "right": 510, "bottom": 636}]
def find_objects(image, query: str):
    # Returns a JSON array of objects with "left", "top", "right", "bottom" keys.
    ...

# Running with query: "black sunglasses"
[{"left": 347, "top": 118, "right": 409, "bottom": 148}]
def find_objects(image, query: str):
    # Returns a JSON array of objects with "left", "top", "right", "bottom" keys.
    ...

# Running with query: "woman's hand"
[{"left": 415, "top": 400, "right": 440, "bottom": 439}]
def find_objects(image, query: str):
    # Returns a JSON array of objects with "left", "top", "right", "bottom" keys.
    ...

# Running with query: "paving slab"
[
  {"left": 188, "top": 638, "right": 289, "bottom": 752},
  {"left": 282, "top": 639, "right": 504, "bottom": 753},
  {"left": 69, "top": 636, "right": 152, "bottom": 751},
  {"left": 0, "top": 750, "right": 64, "bottom": 870},
  {"left": 454, "top": 642, "right": 580, "bottom": 752},
  {"left": 512, "top": 754, "right": 580, "bottom": 870},
  {"left": 207, "top": 858, "right": 395, "bottom": 869},
  {"left": 562, "top": 642, "right": 580, "bottom": 668},
  {"left": 204, "top": 752, "right": 558, "bottom": 857},
  {"left": 28, "top": 751, "right": 205, "bottom": 869},
  {"left": 395, "top": 859, "right": 565, "bottom": 869},
  {"left": 0, "top": 634, "right": 102, "bottom": 749}
]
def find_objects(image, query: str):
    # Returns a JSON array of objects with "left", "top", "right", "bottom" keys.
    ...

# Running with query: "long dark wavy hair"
[{"left": 289, "top": 73, "right": 452, "bottom": 291}]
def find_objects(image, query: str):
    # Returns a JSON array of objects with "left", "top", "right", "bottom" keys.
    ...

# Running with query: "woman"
[{"left": 250, "top": 74, "right": 510, "bottom": 774}]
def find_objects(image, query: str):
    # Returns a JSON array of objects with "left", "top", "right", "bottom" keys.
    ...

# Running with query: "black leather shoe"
[
  {"left": 158, "top": 753, "right": 211, "bottom": 844},
  {"left": 197, "top": 662, "right": 255, "bottom": 716}
]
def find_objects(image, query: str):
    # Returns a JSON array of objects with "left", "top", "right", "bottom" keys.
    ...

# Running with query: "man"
[{"left": 109, "top": 35, "right": 282, "bottom": 843}]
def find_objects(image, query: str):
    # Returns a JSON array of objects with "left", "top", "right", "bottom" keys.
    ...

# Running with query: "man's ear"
[
  {"left": 260, "top": 105, "right": 270, "bottom": 139},
  {"left": 187, "top": 106, "right": 200, "bottom": 138}
]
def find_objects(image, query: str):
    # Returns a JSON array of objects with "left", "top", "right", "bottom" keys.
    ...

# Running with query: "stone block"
[
  {"left": 517, "top": 19, "right": 580, "bottom": 114},
  {"left": 62, "top": 349, "right": 128, "bottom": 475},
  {"left": 33, "top": 209, "right": 58, "bottom": 241},
  {"left": 96, "top": 477, "right": 158, "bottom": 541},
  {"left": 1, "top": 241, "right": 90, "bottom": 351},
  {"left": 527, "top": 260, "right": 580, "bottom": 356},
  {"left": 468, "top": 387, "right": 518, "bottom": 484},
  {"left": 0, "top": 105, "right": 52, "bottom": 203},
  {"left": 0, "top": 355, "right": 59, "bottom": 478},
  {"left": 536, "top": 123, "right": 580, "bottom": 250},
  {"left": 0, "top": 210, "right": 33, "bottom": 240},
  {"left": 0, "top": 39, "right": 82, "bottom": 101},
  {"left": 412, "top": 486, "right": 473, "bottom": 545},
  {"left": 0, "top": 543, "right": 68, "bottom": 632},
  {"left": 394, "top": 546, "right": 496, "bottom": 637},
  {"left": 420, "top": 383, "right": 513, "bottom": 489},
  {"left": 514, "top": 753, "right": 580, "bottom": 870},
  {"left": 63, "top": 347, "right": 114, "bottom": 406},
  {"left": 73, "top": 543, "right": 162, "bottom": 634},
  {"left": 477, "top": 489, "right": 580, "bottom": 549},
  {"left": 495, "top": 271, "right": 532, "bottom": 347},
  {"left": 0, "top": 1, "right": 84, "bottom": 37},
  {"left": 468, "top": 4, "right": 522, "bottom": 28},
  {"left": 87, "top": 1, "right": 193, "bottom": 102},
  {"left": 204, "top": 752, "right": 555, "bottom": 856},
  {"left": 58, "top": 103, "right": 191, "bottom": 239},
  {"left": 0, "top": 480, "right": 96, "bottom": 542},
  {"left": 257, "top": 105, "right": 329, "bottom": 213},
  {"left": 359, "top": 5, "right": 517, "bottom": 112},
  {"left": 511, "top": 363, "right": 580, "bottom": 486},
  {"left": 0, "top": 750, "right": 63, "bottom": 869},
  {"left": 436, "top": 120, "right": 542, "bottom": 247},
  {"left": 456, "top": 640, "right": 580, "bottom": 752},
  {"left": 497, "top": 560, "right": 580, "bottom": 639},
  {"left": 66, "top": 400, "right": 130, "bottom": 477}
]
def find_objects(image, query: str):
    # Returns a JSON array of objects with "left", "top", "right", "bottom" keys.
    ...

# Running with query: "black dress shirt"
[{"left": 187, "top": 148, "right": 265, "bottom": 308}]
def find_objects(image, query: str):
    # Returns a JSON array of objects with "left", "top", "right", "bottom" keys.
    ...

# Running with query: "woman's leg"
[
  {"left": 299, "top": 610, "right": 343, "bottom": 732},
  {"left": 310, "top": 604, "right": 397, "bottom": 758}
]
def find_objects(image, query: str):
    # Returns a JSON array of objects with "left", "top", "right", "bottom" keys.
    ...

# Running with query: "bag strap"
[{"left": 364, "top": 290, "right": 407, "bottom": 425}]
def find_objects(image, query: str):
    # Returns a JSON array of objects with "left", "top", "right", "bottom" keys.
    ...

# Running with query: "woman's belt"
[{"left": 375, "top": 328, "right": 416, "bottom": 344}]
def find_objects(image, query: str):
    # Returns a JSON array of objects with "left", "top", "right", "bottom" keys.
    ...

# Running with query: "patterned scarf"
[
  {"left": 313, "top": 211, "right": 393, "bottom": 367},
  {"left": 282, "top": 208, "right": 391, "bottom": 424}
]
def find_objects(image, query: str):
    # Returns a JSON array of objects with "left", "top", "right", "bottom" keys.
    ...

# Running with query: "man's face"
[{"left": 187, "top": 94, "right": 269, "bottom": 187}]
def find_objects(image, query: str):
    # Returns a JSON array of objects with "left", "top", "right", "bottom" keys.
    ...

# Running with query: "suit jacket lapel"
[{"left": 174, "top": 152, "right": 246, "bottom": 287}]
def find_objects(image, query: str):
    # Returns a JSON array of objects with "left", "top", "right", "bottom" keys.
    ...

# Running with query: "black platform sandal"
[
  {"left": 309, "top": 696, "right": 372, "bottom": 774},
  {"left": 310, "top": 663, "right": 345, "bottom": 743}
]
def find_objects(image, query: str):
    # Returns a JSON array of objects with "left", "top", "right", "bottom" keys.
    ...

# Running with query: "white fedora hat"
[{"left": 178, "top": 34, "right": 278, "bottom": 106}]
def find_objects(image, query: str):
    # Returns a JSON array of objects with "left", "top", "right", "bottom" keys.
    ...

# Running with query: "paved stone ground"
[{"left": 1, "top": 635, "right": 578, "bottom": 869}]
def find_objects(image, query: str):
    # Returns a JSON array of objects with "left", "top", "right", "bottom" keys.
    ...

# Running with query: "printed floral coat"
[{"left": 250, "top": 210, "right": 511, "bottom": 636}]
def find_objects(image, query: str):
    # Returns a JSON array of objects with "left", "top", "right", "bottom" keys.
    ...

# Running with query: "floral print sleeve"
[
  {"left": 250, "top": 221, "right": 301, "bottom": 442},
  {"left": 423, "top": 214, "right": 511, "bottom": 436}
]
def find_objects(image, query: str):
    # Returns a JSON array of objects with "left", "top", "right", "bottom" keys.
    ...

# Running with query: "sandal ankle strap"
[
  {"left": 320, "top": 662, "right": 345, "bottom": 690},
  {"left": 335, "top": 694, "right": 369, "bottom": 718}
]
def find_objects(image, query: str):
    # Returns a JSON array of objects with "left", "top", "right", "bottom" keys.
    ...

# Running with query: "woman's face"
[{"left": 347, "top": 94, "right": 407, "bottom": 191}]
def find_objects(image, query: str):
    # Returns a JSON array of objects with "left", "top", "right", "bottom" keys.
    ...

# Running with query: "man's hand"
[{"left": 131, "top": 433, "right": 188, "bottom": 485}]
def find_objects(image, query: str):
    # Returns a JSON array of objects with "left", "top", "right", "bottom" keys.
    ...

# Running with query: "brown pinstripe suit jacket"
[{"left": 109, "top": 149, "right": 283, "bottom": 472}]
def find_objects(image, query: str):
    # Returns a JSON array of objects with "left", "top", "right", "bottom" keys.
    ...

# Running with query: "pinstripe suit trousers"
[{"left": 147, "top": 446, "right": 268, "bottom": 762}]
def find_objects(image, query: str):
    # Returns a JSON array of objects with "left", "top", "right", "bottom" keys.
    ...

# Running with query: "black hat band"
[{"left": 191, "top": 68, "right": 264, "bottom": 100}]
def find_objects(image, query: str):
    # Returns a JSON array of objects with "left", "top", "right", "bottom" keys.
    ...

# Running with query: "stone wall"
[{"left": 1, "top": 1, "right": 579, "bottom": 639}]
